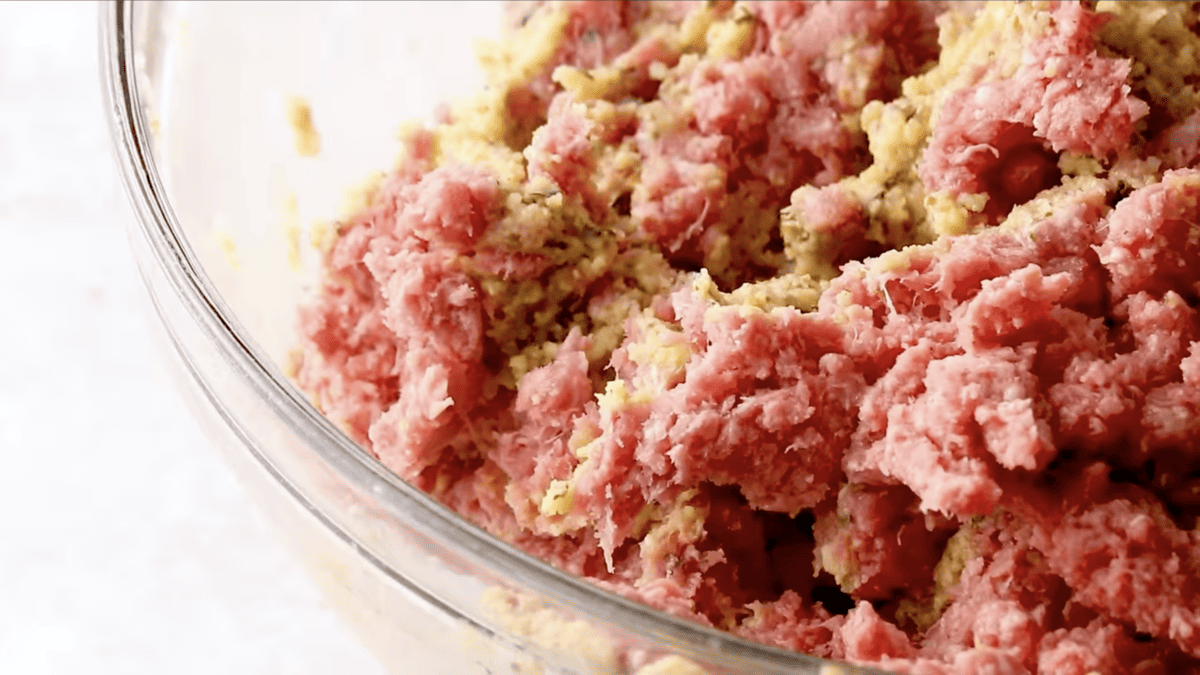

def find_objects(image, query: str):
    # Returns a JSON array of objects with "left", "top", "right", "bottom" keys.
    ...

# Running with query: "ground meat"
[{"left": 296, "top": 2, "right": 1200, "bottom": 672}]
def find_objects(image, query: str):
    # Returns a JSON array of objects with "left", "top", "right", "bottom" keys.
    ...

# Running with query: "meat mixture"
[{"left": 294, "top": 2, "right": 1200, "bottom": 672}]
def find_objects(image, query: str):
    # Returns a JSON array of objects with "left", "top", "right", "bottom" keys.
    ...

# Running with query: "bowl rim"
[{"left": 98, "top": 2, "right": 865, "bottom": 671}]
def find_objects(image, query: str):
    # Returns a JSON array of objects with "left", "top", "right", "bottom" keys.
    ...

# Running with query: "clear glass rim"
[{"left": 98, "top": 2, "right": 866, "bottom": 671}]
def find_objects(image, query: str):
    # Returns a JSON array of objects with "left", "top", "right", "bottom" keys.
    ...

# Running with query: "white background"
[{"left": 0, "top": 3, "right": 387, "bottom": 672}]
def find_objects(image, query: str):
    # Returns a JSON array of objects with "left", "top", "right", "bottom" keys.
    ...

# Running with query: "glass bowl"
[{"left": 100, "top": 2, "right": 882, "bottom": 674}]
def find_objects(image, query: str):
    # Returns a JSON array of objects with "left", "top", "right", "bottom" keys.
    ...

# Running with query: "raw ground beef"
[{"left": 296, "top": 2, "right": 1200, "bottom": 672}]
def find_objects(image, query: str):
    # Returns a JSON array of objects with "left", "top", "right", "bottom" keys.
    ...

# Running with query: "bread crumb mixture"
[{"left": 296, "top": 2, "right": 1200, "bottom": 672}]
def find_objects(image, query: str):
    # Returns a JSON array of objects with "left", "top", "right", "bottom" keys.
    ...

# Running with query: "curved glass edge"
[{"left": 97, "top": 2, "right": 889, "bottom": 673}]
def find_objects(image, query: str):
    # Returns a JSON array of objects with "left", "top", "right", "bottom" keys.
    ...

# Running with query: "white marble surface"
[{"left": 0, "top": 3, "right": 387, "bottom": 672}]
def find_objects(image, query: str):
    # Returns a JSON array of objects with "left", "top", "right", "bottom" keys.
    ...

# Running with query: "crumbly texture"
[{"left": 296, "top": 2, "right": 1200, "bottom": 672}]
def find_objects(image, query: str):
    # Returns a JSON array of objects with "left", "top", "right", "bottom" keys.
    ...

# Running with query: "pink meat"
[
  {"left": 920, "top": 2, "right": 1148, "bottom": 221},
  {"left": 813, "top": 485, "right": 951, "bottom": 601},
  {"left": 1097, "top": 169, "right": 1200, "bottom": 300},
  {"left": 569, "top": 289, "right": 864, "bottom": 566},
  {"left": 295, "top": 2, "right": 1200, "bottom": 672},
  {"left": 626, "top": 0, "right": 942, "bottom": 275},
  {"left": 1029, "top": 498, "right": 1200, "bottom": 658}
]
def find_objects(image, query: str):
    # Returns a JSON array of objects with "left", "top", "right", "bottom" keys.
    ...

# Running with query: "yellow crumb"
[
  {"left": 282, "top": 191, "right": 302, "bottom": 271},
  {"left": 309, "top": 219, "right": 335, "bottom": 255},
  {"left": 704, "top": 5, "right": 756, "bottom": 61},
  {"left": 340, "top": 171, "right": 385, "bottom": 221},
  {"left": 286, "top": 96, "right": 321, "bottom": 157},
  {"left": 479, "top": 589, "right": 619, "bottom": 675},
  {"left": 539, "top": 479, "right": 573, "bottom": 517},
  {"left": 552, "top": 64, "right": 624, "bottom": 101},
  {"left": 217, "top": 232, "right": 240, "bottom": 270},
  {"left": 283, "top": 347, "right": 303, "bottom": 379}
]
